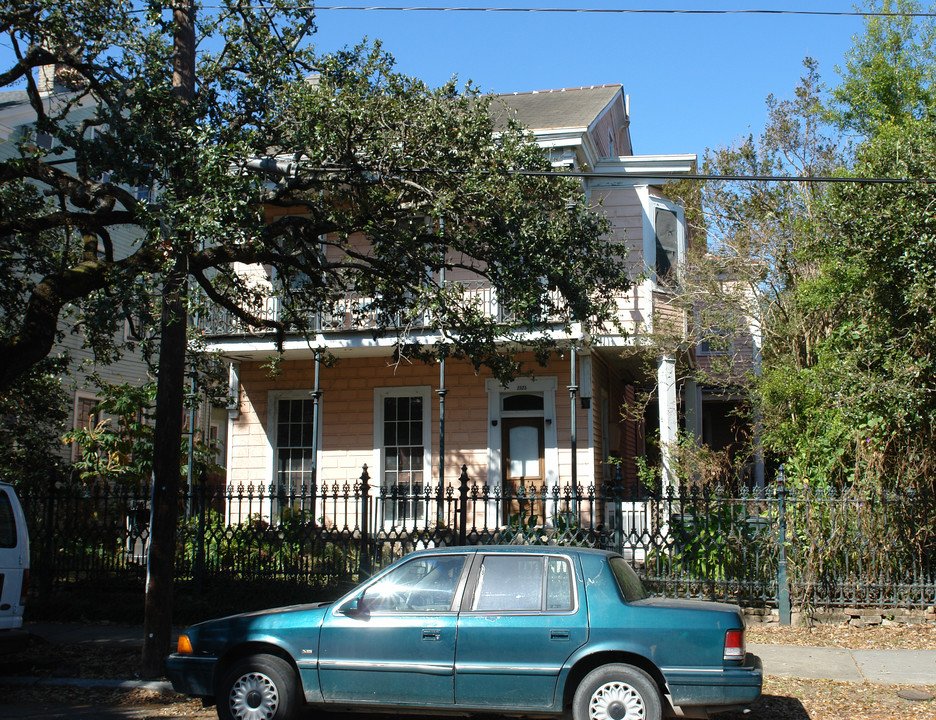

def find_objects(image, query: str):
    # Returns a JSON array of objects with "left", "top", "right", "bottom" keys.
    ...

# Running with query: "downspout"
[
  {"left": 436, "top": 224, "right": 447, "bottom": 525},
  {"left": 569, "top": 344, "right": 578, "bottom": 493},
  {"left": 437, "top": 351, "right": 447, "bottom": 525},
  {"left": 310, "top": 353, "right": 322, "bottom": 521}
]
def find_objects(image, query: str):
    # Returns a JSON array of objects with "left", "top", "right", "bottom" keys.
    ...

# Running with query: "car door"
[
  {"left": 318, "top": 553, "right": 468, "bottom": 705},
  {"left": 454, "top": 552, "right": 587, "bottom": 710}
]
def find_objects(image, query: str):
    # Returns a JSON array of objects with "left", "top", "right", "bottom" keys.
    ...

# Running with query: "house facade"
[{"left": 199, "top": 84, "right": 713, "bottom": 531}]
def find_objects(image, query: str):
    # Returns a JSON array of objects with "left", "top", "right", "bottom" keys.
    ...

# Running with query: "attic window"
[
  {"left": 654, "top": 208, "right": 679, "bottom": 284},
  {"left": 608, "top": 129, "right": 615, "bottom": 157},
  {"left": 36, "top": 132, "right": 53, "bottom": 150}
]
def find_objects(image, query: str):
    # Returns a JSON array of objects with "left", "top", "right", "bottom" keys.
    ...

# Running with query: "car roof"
[{"left": 403, "top": 545, "right": 616, "bottom": 559}]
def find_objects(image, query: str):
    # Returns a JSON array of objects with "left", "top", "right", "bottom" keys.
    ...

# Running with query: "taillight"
[
  {"left": 19, "top": 569, "right": 28, "bottom": 607},
  {"left": 724, "top": 629, "right": 745, "bottom": 661}
]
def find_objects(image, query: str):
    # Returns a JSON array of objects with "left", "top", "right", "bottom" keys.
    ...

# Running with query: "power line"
[
  {"left": 259, "top": 160, "right": 935, "bottom": 185},
  {"left": 268, "top": 5, "right": 936, "bottom": 18}
]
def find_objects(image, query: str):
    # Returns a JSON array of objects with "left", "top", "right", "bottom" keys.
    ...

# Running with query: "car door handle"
[
  {"left": 422, "top": 629, "right": 442, "bottom": 641},
  {"left": 550, "top": 630, "right": 570, "bottom": 641}
]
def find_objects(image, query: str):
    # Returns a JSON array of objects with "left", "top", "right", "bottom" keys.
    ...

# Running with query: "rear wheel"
[
  {"left": 217, "top": 654, "right": 300, "bottom": 720},
  {"left": 572, "top": 663, "right": 662, "bottom": 720}
]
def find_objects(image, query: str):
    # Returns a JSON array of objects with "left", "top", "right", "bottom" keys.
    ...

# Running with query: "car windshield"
[{"left": 609, "top": 557, "right": 650, "bottom": 602}]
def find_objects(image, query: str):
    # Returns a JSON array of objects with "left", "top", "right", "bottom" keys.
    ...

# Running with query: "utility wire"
[
  {"left": 230, "top": 5, "right": 936, "bottom": 18},
  {"left": 256, "top": 160, "right": 936, "bottom": 184}
]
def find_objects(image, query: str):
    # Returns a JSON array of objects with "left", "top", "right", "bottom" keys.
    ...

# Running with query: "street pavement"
[{"left": 3, "top": 622, "right": 933, "bottom": 688}]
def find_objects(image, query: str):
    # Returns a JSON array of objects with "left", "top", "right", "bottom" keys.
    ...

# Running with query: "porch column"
[{"left": 657, "top": 354, "right": 678, "bottom": 491}]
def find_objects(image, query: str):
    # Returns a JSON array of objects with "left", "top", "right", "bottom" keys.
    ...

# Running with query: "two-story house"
[{"left": 200, "top": 84, "right": 701, "bottom": 532}]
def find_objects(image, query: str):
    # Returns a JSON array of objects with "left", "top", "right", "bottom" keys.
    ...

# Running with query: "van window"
[{"left": 0, "top": 490, "right": 16, "bottom": 548}]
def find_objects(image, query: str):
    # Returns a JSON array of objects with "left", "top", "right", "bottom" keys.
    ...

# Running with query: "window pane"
[
  {"left": 610, "top": 557, "right": 650, "bottom": 602},
  {"left": 276, "top": 398, "right": 316, "bottom": 494},
  {"left": 502, "top": 394, "right": 544, "bottom": 412},
  {"left": 509, "top": 426, "right": 539, "bottom": 477},
  {"left": 472, "top": 555, "right": 544, "bottom": 611},
  {"left": 380, "top": 394, "right": 427, "bottom": 523},
  {"left": 0, "top": 491, "right": 15, "bottom": 549},
  {"left": 363, "top": 555, "right": 466, "bottom": 612},
  {"left": 655, "top": 208, "right": 678, "bottom": 281},
  {"left": 546, "top": 558, "right": 573, "bottom": 610}
]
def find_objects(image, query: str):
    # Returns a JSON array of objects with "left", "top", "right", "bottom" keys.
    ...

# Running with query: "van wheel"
[
  {"left": 572, "top": 663, "right": 662, "bottom": 720},
  {"left": 217, "top": 654, "right": 300, "bottom": 720}
]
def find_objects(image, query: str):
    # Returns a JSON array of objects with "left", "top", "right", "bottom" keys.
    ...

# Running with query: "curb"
[{"left": 0, "top": 675, "right": 175, "bottom": 692}]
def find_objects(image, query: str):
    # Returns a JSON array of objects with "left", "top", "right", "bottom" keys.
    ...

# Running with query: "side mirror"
[{"left": 340, "top": 595, "right": 369, "bottom": 619}]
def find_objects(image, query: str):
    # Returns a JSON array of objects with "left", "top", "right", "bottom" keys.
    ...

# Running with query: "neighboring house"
[
  {"left": 0, "top": 68, "right": 228, "bottom": 472},
  {"left": 199, "top": 84, "right": 721, "bottom": 530}
]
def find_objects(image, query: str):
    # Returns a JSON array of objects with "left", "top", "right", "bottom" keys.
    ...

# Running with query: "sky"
[
  {"left": 0, "top": 2, "right": 871, "bottom": 160},
  {"left": 305, "top": 1, "right": 869, "bottom": 159}
]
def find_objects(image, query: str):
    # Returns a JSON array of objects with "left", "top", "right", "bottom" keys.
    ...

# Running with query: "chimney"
[{"left": 36, "top": 61, "right": 84, "bottom": 97}]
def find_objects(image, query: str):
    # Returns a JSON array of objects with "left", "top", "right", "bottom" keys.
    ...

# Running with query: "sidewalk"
[
  {"left": 748, "top": 642, "right": 936, "bottom": 686},
  {"left": 4, "top": 623, "right": 935, "bottom": 689}
]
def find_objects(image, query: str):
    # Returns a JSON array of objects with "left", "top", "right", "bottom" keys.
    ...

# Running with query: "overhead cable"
[{"left": 267, "top": 5, "right": 936, "bottom": 18}]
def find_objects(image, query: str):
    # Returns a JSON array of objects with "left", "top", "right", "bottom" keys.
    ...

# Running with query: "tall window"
[
  {"left": 276, "top": 397, "right": 315, "bottom": 494},
  {"left": 72, "top": 394, "right": 101, "bottom": 462},
  {"left": 377, "top": 388, "right": 430, "bottom": 525},
  {"left": 654, "top": 207, "right": 679, "bottom": 284}
]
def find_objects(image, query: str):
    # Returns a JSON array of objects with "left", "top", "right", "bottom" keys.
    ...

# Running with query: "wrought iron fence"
[{"left": 17, "top": 467, "right": 936, "bottom": 612}]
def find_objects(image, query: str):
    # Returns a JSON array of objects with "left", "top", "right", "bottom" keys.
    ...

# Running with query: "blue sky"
[
  {"left": 1, "top": 2, "right": 870, "bottom": 160},
  {"left": 308, "top": 1, "right": 867, "bottom": 159}
]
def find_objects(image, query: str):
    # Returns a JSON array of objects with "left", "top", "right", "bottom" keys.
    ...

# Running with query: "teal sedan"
[{"left": 166, "top": 546, "right": 762, "bottom": 720}]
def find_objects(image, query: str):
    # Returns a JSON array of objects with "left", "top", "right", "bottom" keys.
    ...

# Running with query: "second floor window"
[{"left": 654, "top": 207, "right": 679, "bottom": 284}]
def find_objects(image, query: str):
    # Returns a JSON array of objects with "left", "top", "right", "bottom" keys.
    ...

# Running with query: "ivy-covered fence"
[{"left": 17, "top": 467, "right": 936, "bottom": 618}]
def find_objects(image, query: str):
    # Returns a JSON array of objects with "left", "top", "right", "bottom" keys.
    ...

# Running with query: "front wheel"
[
  {"left": 217, "top": 653, "right": 300, "bottom": 720},
  {"left": 572, "top": 663, "right": 662, "bottom": 720}
]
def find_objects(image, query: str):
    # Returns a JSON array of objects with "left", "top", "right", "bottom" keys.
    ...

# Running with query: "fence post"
[
  {"left": 193, "top": 469, "right": 207, "bottom": 597},
  {"left": 612, "top": 464, "right": 625, "bottom": 555},
  {"left": 458, "top": 465, "right": 469, "bottom": 546},
  {"left": 776, "top": 467, "right": 791, "bottom": 625},
  {"left": 359, "top": 465, "right": 371, "bottom": 576},
  {"left": 38, "top": 473, "right": 58, "bottom": 598}
]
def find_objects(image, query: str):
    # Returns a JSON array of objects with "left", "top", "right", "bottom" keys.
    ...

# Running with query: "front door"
[
  {"left": 502, "top": 417, "right": 545, "bottom": 524},
  {"left": 319, "top": 554, "right": 468, "bottom": 705}
]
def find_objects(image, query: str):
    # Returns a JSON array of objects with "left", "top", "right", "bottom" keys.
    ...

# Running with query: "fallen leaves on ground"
[
  {"left": 719, "top": 675, "right": 936, "bottom": 720},
  {"left": 747, "top": 621, "right": 936, "bottom": 650}
]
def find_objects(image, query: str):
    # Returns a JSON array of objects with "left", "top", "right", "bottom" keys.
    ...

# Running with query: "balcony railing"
[{"left": 194, "top": 280, "right": 567, "bottom": 338}]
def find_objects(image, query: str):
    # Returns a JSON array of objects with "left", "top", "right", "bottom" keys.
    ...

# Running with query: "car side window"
[
  {"left": 546, "top": 557, "right": 573, "bottom": 610},
  {"left": 470, "top": 555, "right": 573, "bottom": 612},
  {"left": 362, "top": 554, "right": 465, "bottom": 613},
  {"left": 0, "top": 491, "right": 15, "bottom": 549}
]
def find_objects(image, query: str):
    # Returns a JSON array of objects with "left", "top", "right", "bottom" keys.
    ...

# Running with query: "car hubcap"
[
  {"left": 589, "top": 680, "right": 645, "bottom": 720},
  {"left": 229, "top": 671, "right": 279, "bottom": 720}
]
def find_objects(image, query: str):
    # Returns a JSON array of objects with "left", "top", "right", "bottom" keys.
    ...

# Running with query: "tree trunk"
[
  {"left": 140, "top": 254, "right": 188, "bottom": 678},
  {"left": 140, "top": 0, "right": 196, "bottom": 678}
]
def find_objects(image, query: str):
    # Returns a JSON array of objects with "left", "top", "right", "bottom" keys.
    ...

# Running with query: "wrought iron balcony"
[{"left": 193, "top": 280, "right": 566, "bottom": 338}]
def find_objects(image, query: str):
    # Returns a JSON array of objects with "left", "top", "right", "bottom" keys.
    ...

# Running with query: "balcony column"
[{"left": 657, "top": 354, "right": 678, "bottom": 491}]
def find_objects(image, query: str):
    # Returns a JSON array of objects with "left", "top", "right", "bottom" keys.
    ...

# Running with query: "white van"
[{"left": 0, "top": 482, "right": 29, "bottom": 633}]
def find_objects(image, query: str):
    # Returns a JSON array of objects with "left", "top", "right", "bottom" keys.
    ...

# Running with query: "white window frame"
[
  {"left": 266, "top": 389, "right": 324, "bottom": 495},
  {"left": 641, "top": 192, "right": 686, "bottom": 288},
  {"left": 373, "top": 386, "right": 432, "bottom": 530}
]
